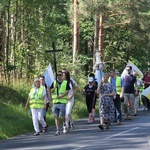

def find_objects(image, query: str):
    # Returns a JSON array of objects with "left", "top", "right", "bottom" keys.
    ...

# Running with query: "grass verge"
[{"left": 0, "top": 79, "right": 99, "bottom": 141}]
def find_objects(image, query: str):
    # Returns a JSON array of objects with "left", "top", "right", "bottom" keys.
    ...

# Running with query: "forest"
[{"left": 0, "top": 0, "right": 150, "bottom": 85}]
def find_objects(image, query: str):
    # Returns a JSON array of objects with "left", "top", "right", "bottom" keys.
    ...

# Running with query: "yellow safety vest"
[
  {"left": 138, "top": 85, "right": 144, "bottom": 92},
  {"left": 52, "top": 80, "right": 68, "bottom": 104},
  {"left": 29, "top": 86, "right": 45, "bottom": 109},
  {"left": 109, "top": 76, "right": 122, "bottom": 95}
]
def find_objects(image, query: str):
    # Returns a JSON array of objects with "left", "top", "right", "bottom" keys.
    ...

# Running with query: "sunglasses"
[
  {"left": 57, "top": 74, "right": 62, "bottom": 76},
  {"left": 126, "top": 69, "right": 130, "bottom": 71}
]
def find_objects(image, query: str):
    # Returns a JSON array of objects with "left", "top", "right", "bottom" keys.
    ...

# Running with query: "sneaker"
[
  {"left": 133, "top": 113, "right": 137, "bottom": 116},
  {"left": 63, "top": 125, "right": 67, "bottom": 134},
  {"left": 55, "top": 129, "right": 60, "bottom": 136},
  {"left": 142, "top": 106, "right": 146, "bottom": 110},
  {"left": 117, "top": 121, "right": 122, "bottom": 125},
  {"left": 87, "top": 120, "right": 91, "bottom": 124},
  {"left": 34, "top": 132, "right": 40, "bottom": 136},
  {"left": 90, "top": 117, "right": 95, "bottom": 123},
  {"left": 98, "top": 124, "right": 104, "bottom": 130},
  {"left": 127, "top": 115, "right": 132, "bottom": 120},
  {"left": 42, "top": 127, "right": 47, "bottom": 133}
]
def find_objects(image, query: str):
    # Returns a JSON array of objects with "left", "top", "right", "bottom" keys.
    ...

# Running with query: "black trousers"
[
  {"left": 141, "top": 95, "right": 150, "bottom": 110},
  {"left": 113, "top": 94, "right": 122, "bottom": 122}
]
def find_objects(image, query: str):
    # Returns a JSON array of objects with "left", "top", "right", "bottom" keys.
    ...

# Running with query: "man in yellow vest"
[
  {"left": 25, "top": 78, "right": 47, "bottom": 136},
  {"left": 51, "top": 71, "right": 70, "bottom": 136},
  {"left": 109, "top": 69, "right": 123, "bottom": 125}
]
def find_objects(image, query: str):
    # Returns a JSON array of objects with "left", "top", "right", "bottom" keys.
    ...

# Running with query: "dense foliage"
[{"left": 0, "top": 0, "right": 150, "bottom": 84}]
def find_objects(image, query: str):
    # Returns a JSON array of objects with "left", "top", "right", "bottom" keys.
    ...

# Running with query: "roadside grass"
[{"left": 0, "top": 80, "right": 98, "bottom": 141}]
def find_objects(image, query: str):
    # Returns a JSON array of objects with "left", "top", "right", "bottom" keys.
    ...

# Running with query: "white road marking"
[
  {"left": 72, "top": 146, "right": 86, "bottom": 150},
  {"left": 104, "top": 127, "right": 139, "bottom": 140},
  {"left": 72, "top": 127, "right": 140, "bottom": 150}
]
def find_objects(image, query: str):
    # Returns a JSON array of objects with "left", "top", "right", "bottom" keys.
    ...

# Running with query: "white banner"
[
  {"left": 44, "top": 64, "right": 55, "bottom": 88},
  {"left": 121, "top": 61, "right": 143, "bottom": 79},
  {"left": 141, "top": 86, "right": 150, "bottom": 100},
  {"left": 95, "top": 70, "right": 104, "bottom": 85}
]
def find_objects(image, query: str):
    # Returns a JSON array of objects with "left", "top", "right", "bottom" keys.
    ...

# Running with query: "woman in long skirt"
[{"left": 97, "top": 73, "right": 115, "bottom": 130}]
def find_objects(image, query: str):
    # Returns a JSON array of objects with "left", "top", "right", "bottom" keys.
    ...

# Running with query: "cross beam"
[{"left": 45, "top": 42, "right": 63, "bottom": 95}]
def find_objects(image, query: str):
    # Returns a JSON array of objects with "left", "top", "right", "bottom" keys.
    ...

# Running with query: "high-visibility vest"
[
  {"left": 52, "top": 80, "right": 68, "bottom": 104},
  {"left": 139, "top": 85, "right": 144, "bottom": 92},
  {"left": 108, "top": 76, "right": 122, "bottom": 95},
  {"left": 29, "top": 86, "right": 45, "bottom": 109}
]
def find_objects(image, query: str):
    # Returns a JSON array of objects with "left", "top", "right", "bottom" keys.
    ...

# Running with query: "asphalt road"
[{"left": 0, "top": 107, "right": 150, "bottom": 150}]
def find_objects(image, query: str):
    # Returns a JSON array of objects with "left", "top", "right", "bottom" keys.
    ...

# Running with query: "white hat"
[
  {"left": 88, "top": 77, "right": 94, "bottom": 82},
  {"left": 34, "top": 78, "right": 40, "bottom": 83}
]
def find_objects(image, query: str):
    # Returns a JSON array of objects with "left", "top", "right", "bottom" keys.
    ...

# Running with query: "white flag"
[
  {"left": 44, "top": 64, "right": 55, "bottom": 88},
  {"left": 121, "top": 61, "right": 143, "bottom": 79},
  {"left": 141, "top": 86, "right": 150, "bottom": 100},
  {"left": 95, "top": 70, "right": 104, "bottom": 85}
]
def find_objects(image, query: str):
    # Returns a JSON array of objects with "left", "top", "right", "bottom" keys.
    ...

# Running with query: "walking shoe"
[
  {"left": 63, "top": 125, "right": 67, "bottom": 134},
  {"left": 133, "top": 113, "right": 137, "bottom": 116},
  {"left": 90, "top": 117, "right": 95, "bottom": 123},
  {"left": 127, "top": 115, "right": 132, "bottom": 120},
  {"left": 34, "top": 132, "right": 40, "bottom": 136},
  {"left": 98, "top": 124, "right": 104, "bottom": 130},
  {"left": 55, "top": 129, "right": 60, "bottom": 136},
  {"left": 117, "top": 121, "right": 122, "bottom": 125},
  {"left": 42, "top": 127, "right": 47, "bottom": 133},
  {"left": 86, "top": 120, "right": 91, "bottom": 124}
]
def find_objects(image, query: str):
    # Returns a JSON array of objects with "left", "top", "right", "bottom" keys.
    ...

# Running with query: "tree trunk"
[
  {"left": 98, "top": 13, "right": 104, "bottom": 62},
  {"left": 5, "top": 0, "right": 11, "bottom": 84},
  {"left": 93, "top": 14, "right": 99, "bottom": 68},
  {"left": 0, "top": 14, "right": 5, "bottom": 83},
  {"left": 72, "top": 0, "right": 79, "bottom": 65},
  {"left": 11, "top": 0, "right": 18, "bottom": 83}
]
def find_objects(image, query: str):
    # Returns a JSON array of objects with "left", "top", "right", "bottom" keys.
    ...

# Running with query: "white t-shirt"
[{"left": 68, "top": 78, "right": 78, "bottom": 95}]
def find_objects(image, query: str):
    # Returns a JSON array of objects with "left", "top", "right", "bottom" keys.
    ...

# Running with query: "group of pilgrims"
[{"left": 25, "top": 66, "right": 150, "bottom": 135}]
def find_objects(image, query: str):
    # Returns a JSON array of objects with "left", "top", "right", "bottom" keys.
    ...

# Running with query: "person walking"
[
  {"left": 109, "top": 69, "right": 123, "bottom": 125},
  {"left": 89, "top": 73, "right": 98, "bottom": 121},
  {"left": 39, "top": 75, "right": 52, "bottom": 121},
  {"left": 141, "top": 69, "right": 150, "bottom": 111},
  {"left": 132, "top": 71, "right": 143, "bottom": 116},
  {"left": 120, "top": 66, "right": 138, "bottom": 120},
  {"left": 25, "top": 78, "right": 47, "bottom": 136},
  {"left": 83, "top": 77, "right": 97, "bottom": 124},
  {"left": 97, "top": 73, "right": 115, "bottom": 130},
  {"left": 51, "top": 71, "right": 70, "bottom": 135},
  {"left": 62, "top": 68, "right": 78, "bottom": 129},
  {"left": 62, "top": 70, "right": 78, "bottom": 131}
]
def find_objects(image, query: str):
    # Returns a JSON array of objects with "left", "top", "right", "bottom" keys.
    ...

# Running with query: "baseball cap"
[
  {"left": 34, "top": 78, "right": 40, "bottom": 83},
  {"left": 88, "top": 77, "right": 94, "bottom": 82}
]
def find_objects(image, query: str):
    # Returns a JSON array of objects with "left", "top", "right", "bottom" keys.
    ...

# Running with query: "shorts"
[{"left": 52, "top": 103, "right": 66, "bottom": 117}]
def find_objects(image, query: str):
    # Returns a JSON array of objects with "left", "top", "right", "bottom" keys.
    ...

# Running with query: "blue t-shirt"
[{"left": 122, "top": 75, "right": 136, "bottom": 94}]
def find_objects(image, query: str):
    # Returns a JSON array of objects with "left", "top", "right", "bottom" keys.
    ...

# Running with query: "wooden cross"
[{"left": 45, "top": 42, "right": 63, "bottom": 95}]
